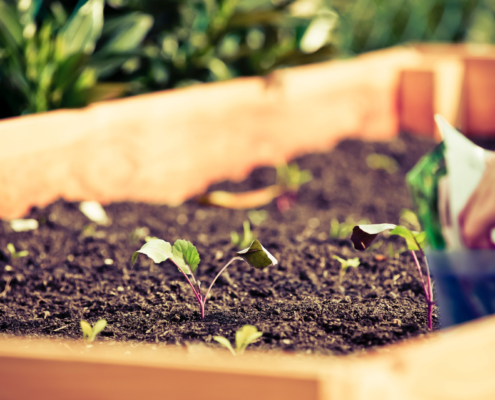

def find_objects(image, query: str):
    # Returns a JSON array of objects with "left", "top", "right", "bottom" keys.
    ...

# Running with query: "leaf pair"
[
  {"left": 214, "top": 325, "right": 263, "bottom": 356},
  {"left": 132, "top": 239, "right": 200, "bottom": 275},
  {"left": 80, "top": 319, "right": 107, "bottom": 344},
  {"left": 351, "top": 224, "right": 426, "bottom": 251},
  {"left": 332, "top": 255, "right": 360, "bottom": 271}
]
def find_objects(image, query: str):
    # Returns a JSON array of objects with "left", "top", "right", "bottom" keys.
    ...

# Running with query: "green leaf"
[
  {"left": 172, "top": 240, "right": 200, "bottom": 274},
  {"left": 213, "top": 336, "right": 236, "bottom": 356},
  {"left": 389, "top": 226, "right": 421, "bottom": 251},
  {"left": 0, "top": 1, "right": 24, "bottom": 49},
  {"left": 132, "top": 239, "right": 173, "bottom": 265},
  {"left": 237, "top": 240, "right": 277, "bottom": 269},
  {"left": 6, "top": 243, "right": 15, "bottom": 255},
  {"left": 99, "top": 12, "right": 153, "bottom": 53},
  {"left": 235, "top": 325, "right": 262, "bottom": 355},
  {"left": 80, "top": 320, "right": 93, "bottom": 341},
  {"left": 90, "top": 319, "right": 107, "bottom": 341},
  {"left": 56, "top": 0, "right": 104, "bottom": 58}
]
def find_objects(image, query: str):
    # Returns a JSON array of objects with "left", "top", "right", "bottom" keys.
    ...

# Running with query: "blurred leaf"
[
  {"left": 80, "top": 320, "right": 93, "bottom": 341},
  {"left": 87, "top": 82, "right": 128, "bottom": 102},
  {"left": 57, "top": 0, "right": 104, "bottom": 58},
  {"left": 213, "top": 336, "right": 236, "bottom": 355},
  {"left": 235, "top": 325, "right": 262, "bottom": 355},
  {"left": 90, "top": 319, "right": 107, "bottom": 341},
  {"left": 0, "top": 1, "right": 24, "bottom": 48},
  {"left": 100, "top": 12, "right": 153, "bottom": 53}
]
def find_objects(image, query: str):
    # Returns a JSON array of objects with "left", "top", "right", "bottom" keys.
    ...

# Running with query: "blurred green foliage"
[{"left": 1, "top": 0, "right": 494, "bottom": 119}]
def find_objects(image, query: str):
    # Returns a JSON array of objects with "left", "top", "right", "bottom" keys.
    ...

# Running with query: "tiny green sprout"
[
  {"left": 276, "top": 162, "right": 312, "bottom": 191},
  {"left": 330, "top": 217, "right": 370, "bottom": 239},
  {"left": 80, "top": 319, "right": 107, "bottom": 345},
  {"left": 129, "top": 227, "right": 150, "bottom": 245},
  {"left": 366, "top": 153, "right": 399, "bottom": 174},
  {"left": 213, "top": 325, "right": 263, "bottom": 355},
  {"left": 132, "top": 239, "right": 277, "bottom": 319},
  {"left": 231, "top": 220, "right": 256, "bottom": 249},
  {"left": 247, "top": 210, "right": 268, "bottom": 226},
  {"left": 7, "top": 243, "right": 28, "bottom": 260},
  {"left": 332, "top": 255, "right": 360, "bottom": 283},
  {"left": 351, "top": 224, "right": 433, "bottom": 330}
]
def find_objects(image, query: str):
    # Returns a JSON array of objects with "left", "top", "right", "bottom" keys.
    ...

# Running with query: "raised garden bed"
[
  {"left": 1, "top": 44, "right": 495, "bottom": 400},
  {"left": 0, "top": 132, "right": 437, "bottom": 354}
]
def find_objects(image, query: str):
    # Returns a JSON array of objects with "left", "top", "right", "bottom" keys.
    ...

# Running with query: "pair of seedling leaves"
[
  {"left": 132, "top": 238, "right": 276, "bottom": 275},
  {"left": 214, "top": 325, "right": 263, "bottom": 356},
  {"left": 351, "top": 224, "right": 426, "bottom": 252}
]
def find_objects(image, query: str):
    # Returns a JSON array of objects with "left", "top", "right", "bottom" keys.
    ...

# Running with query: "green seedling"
[
  {"left": 387, "top": 243, "right": 407, "bottom": 259},
  {"left": 213, "top": 325, "right": 263, "bottom": 356},
  {"left": 80, "top": 319, "right": 107, "bottom": 345},
  {"left": 330, "top": 217, "right": 371, "bottom": 239},
  {"left": 366, "top": 153, "right": 399, "bottom": 174},
  {"left": 332, "top": 255, "right": 360, "bottom": 283},
  {"left": 129, "top": 227, "right": 150, "bottom": 245},
  {"left": 7, "top": 243, "right": 28, "bottom": 260},
  {"left": 351, "top": 224, "right": 433, "bottom": 330},
  {"left": 247, "top": 210, "right": 268, "bottom": 226},
  {"left": 276, "top": 162, "right": 312, "bottom": 213},
  {"left": 231, "top": 221, "right": 256, "bottom": 249},
  {"left": 132, "top": 239, "right": 278, "bottom": 320}
]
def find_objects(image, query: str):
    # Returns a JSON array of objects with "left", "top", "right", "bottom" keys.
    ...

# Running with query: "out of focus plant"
[
  {"left": 81, "top": 319, "right": 107, "bottom": 344},
  {"left": 231, "top": 220, "right": 255, "bottom": 248},
  {"left": 213, "top": 324, "right": 263, "bottom": 355},
  {"left": 332, "top": 255, "right": 360, "bottom": 283},
  {"left": 0, "top": 0, "right": 152, "bottom": 117}
]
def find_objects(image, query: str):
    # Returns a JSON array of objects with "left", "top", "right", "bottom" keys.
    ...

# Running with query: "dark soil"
[{"left": 0, "top": 133, "right": 438, "bottom": 355}]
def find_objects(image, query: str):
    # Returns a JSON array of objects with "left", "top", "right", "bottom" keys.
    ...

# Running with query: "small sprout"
[
  {"left": 79, "top": 201, "right": 110, "bottom": 225},
  {"left": 247, "top": 210, "right": 268, "bottom": 226},
  {"left": 350, "top": 224, "right": 433, "bottom": 330},
  {"left": 330, "top": 217, "right": 371, "bottom": 239},
  {"left": 7, "top": 243, "right": 28, "bottom": 260},
  {"left": 214, "top": 325, "right": 263, "bottom": 355},
  {"left": 231, "top": 220, "right": 256, "bottom": 249},
  {"left": 366, "top": 153, "right": 399, "bottom": 174},
  {"left": 129, "top": 227, "right": 150, "bottom": 245},
  {"left": 132, "top": 239, "right": 277, "bottom": 319},
  {"left": 332, "top": 255, "right": 360, "bottom": 283},
  {"left": 80, "top": 319, "right": 107, "bottom": 345},
  {"left": 276, "top": 162, "right": 312, "bottom": 191},
  {"left": 387, "top": 243, "right": 406, "bottom": 259},
  {"left": 10, "top": 219, "right": 38, "bottom": 232},
  {"left": 275, "top": 162, "right": 312, "bottom": 213}
]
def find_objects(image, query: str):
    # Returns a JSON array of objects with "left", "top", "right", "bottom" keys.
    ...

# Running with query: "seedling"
[
  {"left": 332, "top": 255, "right": 360, "bottom": 283},
  {"left": 80, "top": 319, "right": 107, "bottom": 345},
  {"left": 132, "top": 239, "right": 278, "bottom": 319},
  {"left": 7, "top": 243, "right": 28, "bottom": 260},
  {"left": 213, "top": 325, "right": 263, "bottom": 355},
  {"left": 330, "top": 217, "right": 370, "bottom": 239},
  {"left": 129, "top": 227, "right": 150, "bottom": 246},
  {"left": 351, "top": 224, "right": 433, "bottom": 330},
  {"left": 231, "top": 221, "right": 256, "bottom": 249},
  {"left": 275, "top": 162, "right": 312, "bottom": 212},
  {"left": 247, "top": 210, "right": 268, "bottom": 226},
  {"left": 366, "top": 153, "right": 399, "bottom": 174}
]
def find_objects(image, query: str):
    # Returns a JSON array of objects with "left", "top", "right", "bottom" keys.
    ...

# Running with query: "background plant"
[
  {"left": 332, "top": 255, "right": 359, "bottom": 283},
  {"left": 0, "top": 0, "right": 152, "bottom": 118},
  {"left": 2, "top": 0, "right": 492, "bottom": 119}
]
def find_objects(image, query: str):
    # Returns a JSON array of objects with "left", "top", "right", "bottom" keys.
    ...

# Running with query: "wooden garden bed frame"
[{"left": 0, "top": 44, "right": 494, "bottom": 400}]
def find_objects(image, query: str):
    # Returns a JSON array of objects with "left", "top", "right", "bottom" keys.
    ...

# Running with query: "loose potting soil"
[{"left": 0, "top": 133, "right": 438, "bottom": 355}]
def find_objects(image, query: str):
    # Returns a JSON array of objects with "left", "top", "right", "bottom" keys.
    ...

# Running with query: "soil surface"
[{"left": 0, "top": 133, "right": 439, "bottom": 355}]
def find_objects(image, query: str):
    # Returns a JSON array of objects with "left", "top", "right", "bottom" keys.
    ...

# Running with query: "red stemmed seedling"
[
  {"left": 350, "top": 224, "right": 434, "bottom": 330},
  {"left": 132, "top": 239, "right": 278, "bottom": 320}
]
